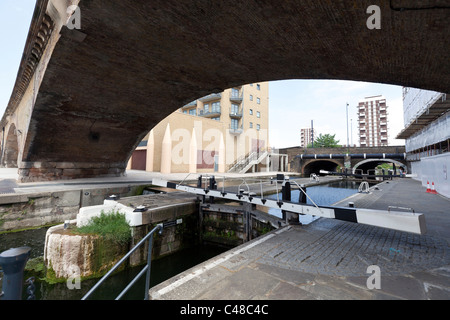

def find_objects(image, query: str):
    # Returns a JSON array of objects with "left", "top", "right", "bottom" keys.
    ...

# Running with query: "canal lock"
[
  {"left": 1, "top": 178, "right": 361, "bottom": 299},
  {"left": 0, "top": 186, "right": 276, "bottom": 299}
]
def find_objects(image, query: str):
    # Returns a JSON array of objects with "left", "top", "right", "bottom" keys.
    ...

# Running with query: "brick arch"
[
  {"left": 302, "top": 159, "right": 343, "bottom": 176},
  {"left": 5, "top": 0, "right": 449, "bottom": 181},
  {"left": 352, "top": 159, "right": 407, "bottom": 174},
  {"left": 2, "top": 124, "right": 19, "bottom": 168}
]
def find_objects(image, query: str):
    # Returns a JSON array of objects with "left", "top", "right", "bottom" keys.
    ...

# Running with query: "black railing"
[{"left": 82, "top": 223, "right": 164, "bottom": 300}]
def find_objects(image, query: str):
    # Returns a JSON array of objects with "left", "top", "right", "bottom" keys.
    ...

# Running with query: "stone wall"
[
  {"left": 44, "top": 196, "right": 200, "bottom": 280},
  {"left": 0, "top": 185, "right": 147, "bottom": 232}
]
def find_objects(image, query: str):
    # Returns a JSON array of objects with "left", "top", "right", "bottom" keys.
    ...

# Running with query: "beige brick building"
[{"left": 128, "top": 82, "right": 271, "bottom": 174}]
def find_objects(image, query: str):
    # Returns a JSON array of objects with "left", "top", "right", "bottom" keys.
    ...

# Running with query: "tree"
[{"left": 307, "top": 133, "right": 340, "bottom": 148}]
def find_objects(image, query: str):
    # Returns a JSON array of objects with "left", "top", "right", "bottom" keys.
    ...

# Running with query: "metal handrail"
[
  {"left": 81, "top": 224, "right": 163, "bottom": 300},
  {"left": 289, "top": 180, "right": 323, "bottom": 215},
  {"left": 358, "top": 181, "right": 370, "bottom": 193}
]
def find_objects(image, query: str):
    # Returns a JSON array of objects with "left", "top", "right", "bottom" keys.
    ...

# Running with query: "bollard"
[
  {"left": 299, "top": 184, "right": 307, "bottom": 204},
  {"left": 282, "top": 180, "right": 295, "bottom": 223},
  {"left": 276, "top": 173, "right": 284, "bottom": 183},
  {"left": 0, "top": 247, "right": 31, "bottom": 300},
  {"left": 281, "top": 181, "right": 291, "bottom": 202}
]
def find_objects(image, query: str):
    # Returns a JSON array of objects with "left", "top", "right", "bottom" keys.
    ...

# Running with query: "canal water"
[
  {"left": 1, "top": 179, "right": 363, "bottom": 300},
  {"left": 266, "top": 180, "right": 361, "bottom": 224},
  {"left": 0, "top": 227, "right": 228, "bottom": 300}
]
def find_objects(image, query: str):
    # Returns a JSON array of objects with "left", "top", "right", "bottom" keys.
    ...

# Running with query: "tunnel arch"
[
  {"left": 353, "top": 159, "right": 407, "bottom": 174},
  {"left": 303, "top": 159, "right": 342, "bottom": 177},
  {"left": 2, "top": 124, "right": 19, "bottom": 168}
]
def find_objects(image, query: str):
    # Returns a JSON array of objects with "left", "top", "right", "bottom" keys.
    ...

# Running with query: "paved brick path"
[
  {"left": 150, "top": 178, "right": 450, "bottom": 300},
  {"left": 259, "top": 221, "right": 449, "bottom": 277}
]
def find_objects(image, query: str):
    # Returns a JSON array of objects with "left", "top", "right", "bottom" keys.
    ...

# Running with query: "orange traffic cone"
[
  {"left": 430, "top": 182, "right": 438, "bottom": 194},
  {"left": 426, "top": 181, "right": 431, "bottom": 193}
]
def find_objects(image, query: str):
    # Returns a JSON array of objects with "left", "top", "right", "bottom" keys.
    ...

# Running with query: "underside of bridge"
[
  {"left": 353, "top": 159, "right": 407, "bottom": 174},
  {"left": 2, "top": 0, "right": 449, "bottom": 181},
  {"left": 303, "top": 160, "right": 341, "bottom": 177}
]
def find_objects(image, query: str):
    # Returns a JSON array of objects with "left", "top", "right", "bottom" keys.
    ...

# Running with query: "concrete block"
[
  {"left": 52, "top": 190, "right": 81, "bottom": 207},
  {"left": 76, "top": 201, "right": 142, "bottom": 227}
]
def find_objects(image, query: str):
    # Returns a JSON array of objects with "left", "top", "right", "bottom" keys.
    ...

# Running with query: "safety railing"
[
  {"left": 81, "top": 223, "right": 164, "bottom": 300},
  {"left": 358, "top": 181, "right": 370, "bottom": 193}
]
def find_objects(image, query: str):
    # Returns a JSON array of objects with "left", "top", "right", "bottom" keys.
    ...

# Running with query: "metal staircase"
[{"left": 228, "top": 151, "right": 268, "bottom": 173}]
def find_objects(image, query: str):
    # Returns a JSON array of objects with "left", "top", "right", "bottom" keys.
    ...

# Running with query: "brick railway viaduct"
[
  {"left": 0, "top": 0, "right": 449, "bottom": 182},
  {"left": 280, "top": 146, "right": 407, "bottom": 176}
]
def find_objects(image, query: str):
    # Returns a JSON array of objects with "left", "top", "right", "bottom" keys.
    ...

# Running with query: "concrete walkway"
[
  {"left": 149, "top": 178, "right": 450, "bottom": 300},
  {"left": 0, "top": 168, "right": 293, "bottom": 194}
]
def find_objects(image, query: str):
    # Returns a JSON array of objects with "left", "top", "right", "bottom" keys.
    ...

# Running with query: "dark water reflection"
[{"left": 31, "top": 243, "right": 228, "bottom": 300}]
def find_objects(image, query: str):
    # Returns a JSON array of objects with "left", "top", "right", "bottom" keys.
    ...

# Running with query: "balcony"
[
  {"left": 181, "top": 100, "right": 197, "bottom": 109},
  {"left": 229, "top": 110, "right": 243, "bottom": 119},
  {"left": 229, "top": 124, "right": 243, "bottom": 135},
  {"left": 199, "top": 93, "right": 222, "bottom": 103},
  {"left": 199, "top": 110, "right": 221, "bottom": 118},
  {"left": 230, "top": 93, "right": 243, "bottom": 103}
]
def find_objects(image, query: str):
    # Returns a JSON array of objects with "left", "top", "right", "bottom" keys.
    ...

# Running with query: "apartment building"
[
  {"left": 357, "top": 95, "right": 389, "bottom": 147},
  {"left": 397, "top": 88, "right": 449, "bottom": 197},
  {"left": 300, "top": 128, "right": 315, "bottom": 147},
  {"left": 128, "top": 82, "right": 270, "bottom": 174}
]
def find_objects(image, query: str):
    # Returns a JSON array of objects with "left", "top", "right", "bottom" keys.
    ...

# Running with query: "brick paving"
[
  {"left": 259, "top": 221, "right": 449, "bottom": 277},
  {"left": 150, "top": 178, "right": 450, "bottom": 300}
]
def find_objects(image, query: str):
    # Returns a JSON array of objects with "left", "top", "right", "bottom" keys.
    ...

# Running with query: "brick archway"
[
  {"left": 302, "top": 159, "right": 343, "bottom": 176},
  {"left": 2, "top": 0, "right": 449, "bottom": 181},
  {"left": 352, "top": 158, "right": 407, "bottom": 174}
]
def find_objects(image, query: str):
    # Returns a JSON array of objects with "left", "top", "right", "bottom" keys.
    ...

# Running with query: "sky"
[
  {"left": 268, "top": 79, "right": 405, "bottom": 149},
  {"left": 0, "top": 1, "right": 406, "bottom": 149}
]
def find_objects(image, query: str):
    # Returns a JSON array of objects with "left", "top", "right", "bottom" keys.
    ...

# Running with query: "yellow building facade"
[{"left": 128, "top": 82, "right": 270, "bottom": 174}]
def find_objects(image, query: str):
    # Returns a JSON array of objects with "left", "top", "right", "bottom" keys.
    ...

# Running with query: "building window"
[
  {"left": 204, "top": 103, "right": 209, "bottom": 113},
  {"left": 257, "top": 97, "right": 260, "bottom": 104},
  {"left": 212, "top": 117, "right": 220, "bottom": 121},
  {"left": 257, "top": 84, "right": 260, "bottom": 90},
  {"left": 256, "top": 124, "right": 260, "bottom": 131},
  {"left": 249, "top": 122, "right": 253, "bottom": 128},
  {"left": 231, "top": 104, "right": 239, "bottom": 114},
  {"left": 211, "top": 101, "right": 221, "bottom": 113},
  {"left": 189, "top": 109, "right": 196, "bottom": 116},
  {"left": 183, "top": 110, "right": 187, "bottom": 114},
  {"left": 231, "top": 119, "right": 239, "bottom": 130},
  {"left": 231, "top": 88, "right": 239, "bottom": 98},
  {"left": 257, "top": 111, "right": 260, "bottom": 118},
  {"left": 249, "top": 109, "right": 253, "bottom": 115},
  {"left": 249, "top": 95, "right": 253, "bottom": 101}
]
